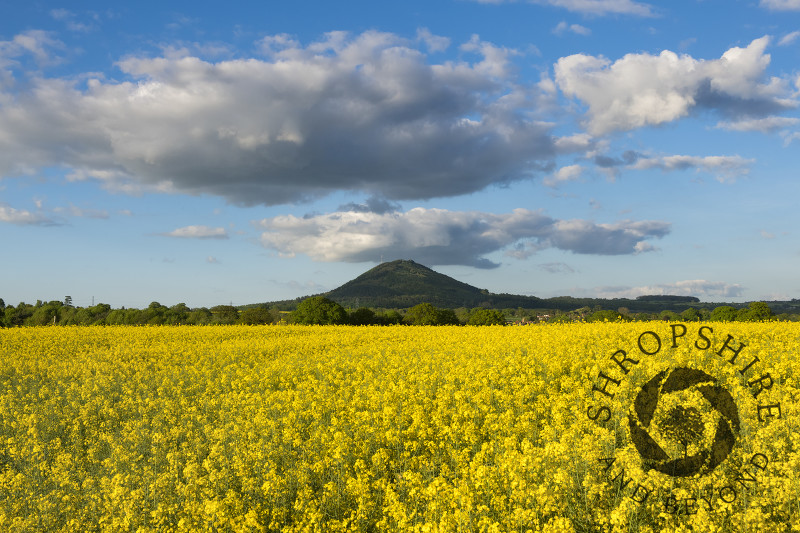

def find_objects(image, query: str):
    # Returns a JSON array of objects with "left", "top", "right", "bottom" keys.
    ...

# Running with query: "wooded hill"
[{"left": 260, "top": 260, "right": 800, "bottom": 315}]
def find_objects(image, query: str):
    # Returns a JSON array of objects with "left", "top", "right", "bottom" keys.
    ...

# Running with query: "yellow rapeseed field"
[{"left": 0, "top": 323, "right": 797, "bottom": 532}]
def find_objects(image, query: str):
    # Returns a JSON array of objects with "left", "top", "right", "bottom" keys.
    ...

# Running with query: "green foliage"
[
  {"left": 239, "top": 306, "right": 275, "bottom": 325},
  {"left": 680, "top": 307, "right": 700, "bottom": 321},
  {"left": 587, "top": 309, "right": 626, "bottom": 322},
  {"left": 379, "top": 310, "right": 403, "bottom": 325},
  {"left": 741, "top": 301, "right": 773, "bottom": 321},
  {"left": 292, "top": 296, "right": 347, "bottom": 325},
  {"left": 210, "top": 305, "right": 239, "bottom": 325},
  {"left": 349, "top": 307, "right": 377, "bottom": 326},
  {"left": 467, "top": 308, "right": 506, "bottom": 325},
  {"left": 403, "top": 303, "right": 461, "bottom": 325},
  {"left": 403, "top": 303, "right": 441, "bottom": 325},
  {"left": 659, "top": 310, "right": 680, "bottom": 321},
  {"left": 710, "top": 306, "right": 738, "bottom": 322},
  {"left": 436, "top": 308, "right": 461, "bottom": 325}
]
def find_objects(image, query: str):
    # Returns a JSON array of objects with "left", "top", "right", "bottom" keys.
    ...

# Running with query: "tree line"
[
  {"left": 0, "top": 299, "right": 276, "bottom": 327},
  {"left": 0, "top": 296, "right": 785, "bottom": 328}
]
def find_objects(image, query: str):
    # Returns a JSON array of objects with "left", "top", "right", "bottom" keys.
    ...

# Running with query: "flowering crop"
[{"left": 0, "top": 323, "right": 797, "bottom": 532}]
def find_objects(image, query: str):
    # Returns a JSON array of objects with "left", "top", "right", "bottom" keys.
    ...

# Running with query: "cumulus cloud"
[
  {"left": 472, "top": 0, "right": 655, "bottom": 16},
  {"left": 0, "top": 31, "right": 558, "bottom": 206},
  {"left": 592, "top": 280, "right": 745, "bottom": 299},
  {"left": 0, "top": 204, "right": 58, "bottom": 225},
  {"left": 255, "top": 207, "right": 669, "bottom": 268},
  {"left": 555, "top": 37, "right": 797, "bottom": 134},
  {"left": 760, "top": 0, "right": 800, "bottom": 11},
  {"left": 163, "top": 225, "right": 228, "bottom": 239}
]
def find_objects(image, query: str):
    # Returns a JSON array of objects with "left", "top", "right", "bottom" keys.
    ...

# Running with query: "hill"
[
  {"left": 254, "top": 260, "right": 800, "bottom": 316},
  {"left": 324, "top": 260, "right": 543, "bottom": 309},
  {"left": 256, "top": 260, "right": 544, "bottom": 310}
]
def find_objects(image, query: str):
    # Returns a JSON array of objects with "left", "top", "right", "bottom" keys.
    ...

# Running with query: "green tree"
[
  {"left": 404, "top": 303, "right": 461, "bottom": 325},
  {"left": 5, "top": 303, "right": 34, "bottom": 327},
  {"left": 659, "top": 310, "right": 680, "bottom": 322},
  {"left": 680, "top": 307, "right": 700, "bottom": 322},
  {"left": 587, "top": 309, "right": 625, "bottom": 322},
  {"left": 745, "top": 301, "right": 773, "bottom": 321},
  {"left": 186, "top": 308, "right": 213, "bottom": 325},
  {"left": 378, "top": 310, "right": 403, "bottom": 325},
  {"left": 710, "top": 306, "right": 738, "bottom": 322},
  {"left": 165, "top": 303, "right": 190, "bottom": 324},
  {"left": 436, "top": 308, "right": 461, "bottom": 325},
  {"left": 141, "top": 302, "right": 168, "bottom": 324},
  {"left": 349, "top": 307, "right": 377, "bottom": 325},
  {"left": 403, "top": 303, "right": 441, "bottom": 325},
  {"left": 292, "top": 296, "right": 347, "bottom": 325},
  {"left": 468, "top": 308, "right": 506, "bottom": 325},
  {"left": 28, "top": 301, "right": 64, "bottom": 326},
  {"left": 210, "top": 305, "right": 240, "bottom": 324},
  {"left": 239, "top": 306, "right": 275, "bottom": 325}
]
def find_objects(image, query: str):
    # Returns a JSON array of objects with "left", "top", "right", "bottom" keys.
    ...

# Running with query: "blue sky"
[{"left": 1, "top": 0, "right": 799, "bottom": 309}]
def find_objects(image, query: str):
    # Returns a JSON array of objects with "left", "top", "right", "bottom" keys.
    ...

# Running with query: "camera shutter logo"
[{"left": 628, "top": 367, "right": 739, "bottom": 478}]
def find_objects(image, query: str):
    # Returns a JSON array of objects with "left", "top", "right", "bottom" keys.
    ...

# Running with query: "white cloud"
[
  {"left": 554, "top": 133, "right": 594, "bottom": 152},
  {"left": 539, "top": 262, "right": 576, "bottom": 273},
  {"left": 554, "top": 37, "right": 796, "bottom": 134},
  {"left": 163, "top": 225, "right": 228, "bottom": 239},
  {"left": 778, "top": 31, "right": 800, "bottom": 46},
  {"left": 716, "top": 116, "right": 800, "bottom": 132},
  {"left": 544, "top": 164, "right": 584, "bottom": 186},
  {"left": 782, "top": 131, "right": 800, "bottom": 145},
  {"left": 592, "top": 280, "right": 745, "bottom": 299},
  {"left": 0, "top": 30, "right": 64, "bottom": 69},
  {"left": 0, "top": 31, "right": 558, "bottom": 206},
  {"left": 472, "top": 0, "right": 655, "bottom": 16},
  {"left": 416, "top": 28, "right": 450, "bottom": 53},
  {"left": 49, "top": 9, "right": 93, "bottom": 32},
  {"left": 553, "top": 21, "right": 592, "bottom": 35},
  {"left": 0, "top": 204, "right": 57, "bottom": 225},
  {"left": 760, "top": 0, "right": 800, "bottom": 11},
  {"left": 630, "top": 154, "right": 754, "bottom": 181},
  {"left": 206, "top": 256, "right": 220, "bottom": 264},
  {"left": 256, "top": 207, "right": 670, "bottom": 268},
  {"left": 53, "top": 204, "right": 109, "bottom": 219}
]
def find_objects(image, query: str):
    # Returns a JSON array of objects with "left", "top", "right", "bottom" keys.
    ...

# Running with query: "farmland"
[{"left": 0, "top": 324, "right": 797, "bottom": 532}]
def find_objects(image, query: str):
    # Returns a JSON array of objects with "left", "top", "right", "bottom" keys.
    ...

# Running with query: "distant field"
[{"left": 0, "top": 324, "right": 797, "bottom": 532}]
